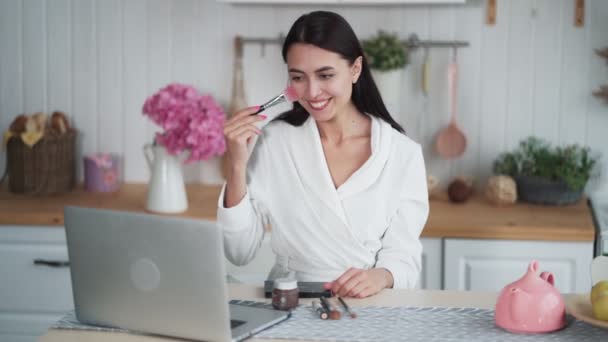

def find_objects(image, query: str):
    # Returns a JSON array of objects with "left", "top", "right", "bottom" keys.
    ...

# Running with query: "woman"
[{"left": 219, "top": 11, "right": 428, "bottom": 298}]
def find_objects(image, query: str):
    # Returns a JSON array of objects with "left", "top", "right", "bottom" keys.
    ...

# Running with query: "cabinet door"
[
  {"left": 0, "top": 312, "right": 64, "bottom": 342},
  {"left": 225, "top": 234, "right": 274, "bottom": 284},
  {"left": 444, "top": 239, "right": 593, "bottom": 293},
  {"left": 224, "top": 235, "right": 444, "bottom": 289},
  {"left": 417, "top": 238, "right": 442, "bottom": 289},
  {"left": 0, "top": 227, "right": 73, "bottom": 341}
]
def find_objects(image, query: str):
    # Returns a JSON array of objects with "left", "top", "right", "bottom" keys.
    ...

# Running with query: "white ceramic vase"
[
  {"left": 143, "top": 144, "right": 188, "bottom": 213},
  {"left": 371, "top": 68, "right": 403, "bottom": 115}
]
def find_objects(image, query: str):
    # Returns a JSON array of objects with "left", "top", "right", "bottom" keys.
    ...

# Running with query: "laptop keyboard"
[
  {"left": 229, "top": 300, "right": 276, "bottom": 330},
  {"left": 230, "top": 319, "right": 246, "bottom": 329}
]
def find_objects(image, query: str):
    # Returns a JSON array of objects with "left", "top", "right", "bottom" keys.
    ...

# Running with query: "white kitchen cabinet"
[
  {"left": 417, "top": 238, "right": 442, "bottom": 289},
  {"left": 443, "top": 238, "right": 594, "bottom": 294},
  {"left": 224, "top": 234, "right": 275, "bottom": 284},
  {"left": 0, "top": 226, "right": 73, "bottom": 342},
  {"left": 225, "top": 235, "right": 444, "bottom": 290}
]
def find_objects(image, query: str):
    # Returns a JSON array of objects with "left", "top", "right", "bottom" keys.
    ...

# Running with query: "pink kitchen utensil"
[
  {"left": 435, "top": 49, "right": 466, "bottom": 159},
  {"left": 495, "top": 260, "right": 567, "bottom": 333}
]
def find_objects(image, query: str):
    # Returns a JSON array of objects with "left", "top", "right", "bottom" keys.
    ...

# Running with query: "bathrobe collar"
[{"left": 287, "top": 114, "right": 393, "bottom": 226}]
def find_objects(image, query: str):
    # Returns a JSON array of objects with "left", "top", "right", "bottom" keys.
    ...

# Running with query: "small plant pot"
[{"left": 514, "top": 175, "right": 582, "bottom": 205}]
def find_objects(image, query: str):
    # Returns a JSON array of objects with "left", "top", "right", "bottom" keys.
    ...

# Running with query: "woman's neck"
[{"left": 316, "top": 104, "right": 370, "bottom": 144}]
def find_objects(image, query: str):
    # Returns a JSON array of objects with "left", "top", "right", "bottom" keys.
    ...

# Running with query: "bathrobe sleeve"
[
  {"left": 216, "top": 135, "right": 270, "bottom": 266},
  {"left": 375, "top": 145, "right": 429, "bottom": 289}
]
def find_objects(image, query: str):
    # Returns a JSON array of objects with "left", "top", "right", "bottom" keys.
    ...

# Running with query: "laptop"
[{"left": 64, "top": 206, "right": 289, "bottom": 342}]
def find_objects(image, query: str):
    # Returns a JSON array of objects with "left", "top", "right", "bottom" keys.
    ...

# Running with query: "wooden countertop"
[{"left": 0, "top": 184, "right": 595, "bottom": 242}]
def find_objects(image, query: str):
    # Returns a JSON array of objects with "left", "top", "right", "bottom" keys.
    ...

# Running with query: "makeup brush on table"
[
  {"left": 320, "top": 296, "right": 341, "bottom": 320},
  {"left": 338, "top": 297, "right": 357, "bottom": 319},
  {"left": 252, "top": 85, "right": 298, "bottom": 115}
]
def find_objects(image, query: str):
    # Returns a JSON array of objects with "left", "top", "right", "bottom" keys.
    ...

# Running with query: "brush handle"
[
  {"left": 253, "top": 105, "right": 265, "bottom": 115},
  {"left": 252, "top": 93, "right": 286, "bottom": 115}
]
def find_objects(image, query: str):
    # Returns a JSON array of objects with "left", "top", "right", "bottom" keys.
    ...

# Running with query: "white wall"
[{"left": 0, "top": 0, "right": 607, "bottom": 190}]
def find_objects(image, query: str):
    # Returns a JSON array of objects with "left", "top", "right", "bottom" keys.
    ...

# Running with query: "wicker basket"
[{"left": 2, "top": 130, "right": 76, "bottom": 195}]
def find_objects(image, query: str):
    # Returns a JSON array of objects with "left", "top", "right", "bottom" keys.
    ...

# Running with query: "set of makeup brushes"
[{"left": 312, "top": 296, "right": 357, "bottom": 320}]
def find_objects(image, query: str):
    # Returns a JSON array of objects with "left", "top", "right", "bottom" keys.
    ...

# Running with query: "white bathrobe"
[{"left": 217, "top": 115, "right": 429, "bottom": 288}]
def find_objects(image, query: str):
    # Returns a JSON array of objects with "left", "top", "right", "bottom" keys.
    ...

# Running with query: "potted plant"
[
  {"left": 493, "top": 137, "right": 598, "bottom": 205},
  {"left": 362, "top": 30, "right": 408, "bottom": 113}
]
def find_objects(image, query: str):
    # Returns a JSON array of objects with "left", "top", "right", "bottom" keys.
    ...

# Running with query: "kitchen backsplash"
[{"left": 0, "top": 0, "right": 607, "bottom": 190}]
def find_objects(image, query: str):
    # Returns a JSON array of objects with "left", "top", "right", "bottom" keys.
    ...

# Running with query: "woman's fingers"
[
  {"left": 337, "top": 272, "right": 366, "bottom": 297},
  {"left": 224, "top": 114, "right": 266, "bottom": 136},
  {"left": 347, "top": 281, "right": 369, "bottom": 298},
  {"left": 226, "top": 125, "right": 261, "bottom": 144},
  {"left": 329, "top": 268, "right": 388, "bottom": 298},
  {"left": 225, "top": 106, "right": 262, "bottom": 126},
  {"left": 356, "top": 286, "right": 375, "bottom": 298},
  {"left": 330, "top": 268, "right": 361, "bottom": 295}
]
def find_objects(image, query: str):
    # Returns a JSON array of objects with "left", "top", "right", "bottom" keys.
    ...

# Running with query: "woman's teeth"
[{"left": 309, "top": 99, "right": 330, "bottom": 110}]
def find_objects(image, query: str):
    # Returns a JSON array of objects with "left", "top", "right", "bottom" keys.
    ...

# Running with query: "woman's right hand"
[{"left": 223, "top": 106, "right": 267, "bottom": 171}]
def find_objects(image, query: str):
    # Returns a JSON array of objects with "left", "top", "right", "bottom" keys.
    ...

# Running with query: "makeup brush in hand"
[{"left": 252, "top": 85, "right": 298, "bottom": 115}]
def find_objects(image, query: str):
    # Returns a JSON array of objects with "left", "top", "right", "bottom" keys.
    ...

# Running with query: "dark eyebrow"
[{"left": 288, "top": 66, "right": 335, "bottom": 74}]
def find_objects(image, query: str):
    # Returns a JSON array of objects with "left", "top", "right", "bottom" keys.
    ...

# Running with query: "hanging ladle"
[{"left": 435, "top": 46, "right": 467, "bottom": 159}]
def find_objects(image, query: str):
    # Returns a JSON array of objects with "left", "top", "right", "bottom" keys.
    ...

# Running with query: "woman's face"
[{"left": 286, "top": 43, "right": 361, "bottom": 122}]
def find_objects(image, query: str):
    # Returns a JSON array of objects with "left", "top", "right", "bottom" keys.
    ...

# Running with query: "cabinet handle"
[{"left": 33, "top": 259, "right": 70, "bottom": 268}]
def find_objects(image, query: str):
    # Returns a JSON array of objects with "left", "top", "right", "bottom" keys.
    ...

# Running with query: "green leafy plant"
[
  {"left": 493, "top": 137, "right": 597, "bottom": 191},
  {"left": 362, "top": 31, "right": 408, "bottom": 71}
]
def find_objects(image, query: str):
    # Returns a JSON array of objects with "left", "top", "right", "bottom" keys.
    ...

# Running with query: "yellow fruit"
[
  {"left": 591, "top": 280, "right": 608, "bottom": 303},
  {"left": 591, "top": 280, "right": 608, "bottom": 321},
  {"left": 592, "top": 294, "right": 608, "bottom": 321}
]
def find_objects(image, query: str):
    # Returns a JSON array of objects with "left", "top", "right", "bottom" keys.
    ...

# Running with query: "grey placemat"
[
  {"left": 51, "top": 311, "right": 129, "bottom": 332},
  {"left": 51, "top": 302, "right": 608, "bottom": 341},
  {"left": 256, "top": 305, "right": 608, "bottom": 342}
]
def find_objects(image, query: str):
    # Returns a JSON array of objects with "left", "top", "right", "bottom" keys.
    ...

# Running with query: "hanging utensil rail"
[
  {"left": 238, "top": 34, "right": 285, "bottom": 57},
  {"left": 403, "top": 33, "right": 469, "bottom": 52},
  {"left": 236, "top": 32, "right": 469, "bottom": 56}
]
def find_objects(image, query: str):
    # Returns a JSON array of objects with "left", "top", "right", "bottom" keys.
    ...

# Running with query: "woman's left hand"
[{"left": 323, "top": 268, "right": 394, "bottom": 298}]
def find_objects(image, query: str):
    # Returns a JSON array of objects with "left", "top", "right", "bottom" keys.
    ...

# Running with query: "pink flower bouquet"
[{"left": 142, "top": 83, "right": 226, "bottom": 163}]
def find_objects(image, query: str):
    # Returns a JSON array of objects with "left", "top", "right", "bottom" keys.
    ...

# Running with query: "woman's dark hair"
[{"left": 275, "top": 11, "right": 405, "bottom": 134}]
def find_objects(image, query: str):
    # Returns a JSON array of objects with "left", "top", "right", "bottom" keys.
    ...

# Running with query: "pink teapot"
[{"left": 494, "top": 260, "right": 566, "bottom": 333}]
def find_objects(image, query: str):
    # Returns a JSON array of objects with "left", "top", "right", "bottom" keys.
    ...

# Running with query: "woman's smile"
[{"left": 307, "top": 98, "right": 331, "bottom": 111}]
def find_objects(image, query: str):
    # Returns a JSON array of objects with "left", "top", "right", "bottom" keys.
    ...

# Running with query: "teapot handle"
[
  {"left": 143, "top": 144, "right": 154, "bottom": 170},
  {"left": 540, "top": 272, "right": 555, "bottom": 286}
]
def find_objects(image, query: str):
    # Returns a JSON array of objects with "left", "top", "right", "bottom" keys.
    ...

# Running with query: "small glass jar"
[{"left": 271, "top": 278, "right": 299, "bottom": 311}]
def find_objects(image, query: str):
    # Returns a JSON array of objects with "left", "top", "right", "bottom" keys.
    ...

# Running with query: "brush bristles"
[{"left": 283, "top": 85, "right": 299, "bottom": 102}]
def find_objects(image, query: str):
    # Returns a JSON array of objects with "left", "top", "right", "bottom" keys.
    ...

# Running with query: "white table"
[{"left": 39, "top": 284, "right": 576, "bottom": 342}]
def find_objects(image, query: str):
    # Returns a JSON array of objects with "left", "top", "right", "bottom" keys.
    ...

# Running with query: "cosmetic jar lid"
[{"left": 274, "top": 278, "right": 298, "bottom": 290}]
